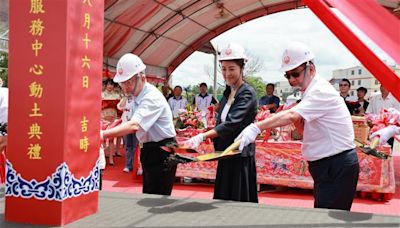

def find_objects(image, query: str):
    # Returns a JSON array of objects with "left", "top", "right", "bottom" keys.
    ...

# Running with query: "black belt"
[
  {"left": 142, "top": 137, "right": 176, "bottom": 148},
  {"left": 308, "top": 148, "right": 355, "bottom": 164},
  {"left": 141, "top": 137, "right": 176, "bottom": 167}
]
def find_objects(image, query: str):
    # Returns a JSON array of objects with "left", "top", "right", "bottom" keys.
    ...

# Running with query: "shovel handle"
[
  {"left": 220, "top": 140, "right": 241, "bottom": 156},
  {"left": 370, "top": 137, "right": 379, "bottom": 149}
]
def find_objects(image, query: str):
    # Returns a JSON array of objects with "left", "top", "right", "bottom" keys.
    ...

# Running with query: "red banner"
[{"left": 7, "top": 0, "right": 103, "bottom": 225}]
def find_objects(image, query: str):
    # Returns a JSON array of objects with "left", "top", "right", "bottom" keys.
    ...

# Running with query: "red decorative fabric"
[{"left": 171, "top": 133, "right": 395, "bottom": 194}]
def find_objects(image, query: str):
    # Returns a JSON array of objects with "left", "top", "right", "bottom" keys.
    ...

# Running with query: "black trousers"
[
  {"left": 308, "top": 148, "right": 359, "bottom": 211},
  {"left": 140, "top": 137, "right": 177, "bottom": 196}
]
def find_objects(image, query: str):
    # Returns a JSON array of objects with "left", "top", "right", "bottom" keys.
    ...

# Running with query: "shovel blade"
[{"left": 160, "top": 146, "right": 199, "bottom": 153}]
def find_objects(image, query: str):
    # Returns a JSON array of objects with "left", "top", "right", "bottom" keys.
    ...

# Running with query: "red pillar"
[{"left": 6, "top": 0, "right": 103, "bottom": 225}]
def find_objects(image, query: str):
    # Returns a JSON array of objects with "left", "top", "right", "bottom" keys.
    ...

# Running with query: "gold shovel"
[
  {"left": 354, "top": 138, "right": 390, "bottom": 160},
  {"left": 195, "top": 140, "right": 241, "bottom": 161},
  {"left": 162, "top": 140, "right": 242, "bottom": 162}
]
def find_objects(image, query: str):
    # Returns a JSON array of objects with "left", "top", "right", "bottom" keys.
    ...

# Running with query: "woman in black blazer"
[{"left": 185, "top": 43, "right": 258, "bottom": 203}]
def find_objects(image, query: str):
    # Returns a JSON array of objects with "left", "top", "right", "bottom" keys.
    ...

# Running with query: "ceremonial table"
[{"left": 173, "top": 137, "right": 395, "bottom": 200}]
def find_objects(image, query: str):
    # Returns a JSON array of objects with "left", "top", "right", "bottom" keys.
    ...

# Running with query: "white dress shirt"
[
  {"left": 366, "top": 93, "right": 400, "bottom": 114},
  {"left": 168, "top": 96, "right": 188, "bottom": 118},
  {"left": 220, "top": 103, "right": 231, "bottom": 123},
  {"left": 130, "top": 82, "right": 176, "bottom": 143},
  {"left": 292, "top": 75, "right": 355, "bottom": 161},
  {"left": 194, "top": 94, "right": 214, "bottom": 112}
]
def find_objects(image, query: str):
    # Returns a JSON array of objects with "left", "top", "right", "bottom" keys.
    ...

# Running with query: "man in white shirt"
[
  {"left": 192, "top": 82, "right": 218, "bottom": 112},
  {"left": 168, "top": 85, "right": 188, "bottom": 118},
  {"left": 237, "top": 42, "right": 359, "bottom": 211},
  {"left": 102, "top": 54, "right": 177, "bottom": 195},
  {"left": 339, "top": 78, "right": 358, "bottom": 115},
  {"left": 366, "top": 85, "right": 400, "bottom": 114}
]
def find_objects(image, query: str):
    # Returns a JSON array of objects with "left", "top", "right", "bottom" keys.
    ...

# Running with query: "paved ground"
[{"left": 0, "top": 185, "right": 399, "bottom": 228}]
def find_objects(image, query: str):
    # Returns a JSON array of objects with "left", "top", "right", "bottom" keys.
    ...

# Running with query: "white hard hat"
[
  {"left": 219, "top": 42, "right": 248, "bottom": 62},
  {"left": 279, "top": 42, "right": 314, "bottom": 72},
  {"left": 113, "top": 53, "right": 146, "bottom": 83}
]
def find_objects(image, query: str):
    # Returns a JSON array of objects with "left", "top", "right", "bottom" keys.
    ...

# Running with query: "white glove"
[
  {"left": 236, "top": 123, "right": 261, "bottom": 151},
  {"left": 184, "top": 133, "right": 204, "bottom": 148},
  {"left": 387, "top": 108, "right": 400, "bottom": 116},
  {"left": 370, "top": 125, "right": 400, "bottom": 145}
]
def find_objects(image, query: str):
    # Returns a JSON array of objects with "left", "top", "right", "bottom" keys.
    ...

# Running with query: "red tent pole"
[
  {"left": 304, "top": 0, "right": 400, "bottom": 101},
  {"left": 327, "top": 0, "right": 400, "bottom": 64}
]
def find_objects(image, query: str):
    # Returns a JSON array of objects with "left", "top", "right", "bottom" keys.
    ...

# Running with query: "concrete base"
[{"left": 1, "top": 188, "right": 399, "bottom": 228}]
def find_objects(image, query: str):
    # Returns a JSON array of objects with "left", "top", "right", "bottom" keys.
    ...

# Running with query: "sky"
[{"left": 170, "top": 8, "right": 394, "bottom": 88}]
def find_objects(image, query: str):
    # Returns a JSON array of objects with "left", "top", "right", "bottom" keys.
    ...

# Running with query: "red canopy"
[{"left": 103, "top": 0, "right": 400, "bottom": 99}]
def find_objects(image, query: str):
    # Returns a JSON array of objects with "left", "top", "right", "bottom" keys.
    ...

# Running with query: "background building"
[
  {"left": 275, "top": 80, "right": 293, "bottom": 102},
  {"left": 331, "top": 64, "right": 400, "bottom": 100}
]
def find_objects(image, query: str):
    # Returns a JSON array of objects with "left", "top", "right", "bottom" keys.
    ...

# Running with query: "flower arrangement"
[
  {"left": 255, "top": 104, "right": 300, "bottom": 141},
  {"left": 256, "top": 105, "right": 272, "bottom": 122},
  {"left": 366, "top": 109, "right": 399, "bottom": 133},
  {"left": 175, "top": 109, "right": 205, "bottom": 130},
  {"left": 206, "top": 105, "right": 217, "bottom": 129},
  {"left": 255, "top": 106, "right": 275, "bottom": 141}
]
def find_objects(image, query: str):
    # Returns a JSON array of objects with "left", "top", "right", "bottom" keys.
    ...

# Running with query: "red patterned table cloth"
[{"left": 175, "top": 139, "right": 395, "bottom": 194}]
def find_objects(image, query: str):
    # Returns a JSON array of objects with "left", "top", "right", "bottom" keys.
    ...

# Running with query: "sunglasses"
[
  {"left": 284, "top": 66, "right": 305, "bottom": 79},
  {"left": 339, "top": 84, "right": 348, "bottom": 87}
]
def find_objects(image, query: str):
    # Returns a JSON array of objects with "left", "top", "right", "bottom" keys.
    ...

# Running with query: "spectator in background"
[
  {"left": 162, "top": 84, "right": 173, "bottom": 101},
  {"left": 366, "top": 85, "right": 400, "bottom": 114},
  {"left": 339, "top": 78, "right": 351, "bottom": 99},
  {"left": 0, "top": 78, "right": 8, "bottom": 151},
  {"left": 353, "top": 87, "right": 369, "bottom": 116},
  {"left": 101, "top": 79, "right": 122, "bottom": 166},
  {"left": 117, "top": 93, "right": 138, "bottom": 173},
  {"left": 168, "top": 85, "right": 188, "bottom": 118},
  {"left": 259, "top": 83, "right": 280, "bottom": 113},
  {"left": 192, "top": 82, "right": 218, "bottom": 112},
  {"left": 0, "top": 78, "right": 8, "bottom": 124},
  {"left": 339, "top": 78, "right": 357, "bottom": 115}
]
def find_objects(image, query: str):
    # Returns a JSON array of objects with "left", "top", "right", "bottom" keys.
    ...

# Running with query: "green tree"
[
  {"left": 214, "top": 86, "right": 224, "bottom": 101},
  {"left": 0, "top": 51, "right": 7, "bottom": 87},
  {"left": 181, "top": 85, "right": 193, "bottom": 104},
  {"left": 245, "top": 76, "right": 265, "bottom": 100}
]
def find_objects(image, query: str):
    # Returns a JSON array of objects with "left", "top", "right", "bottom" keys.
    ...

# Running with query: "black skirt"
[{"left": 213, "top": 155, "right": 258, "bottom": 203}]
